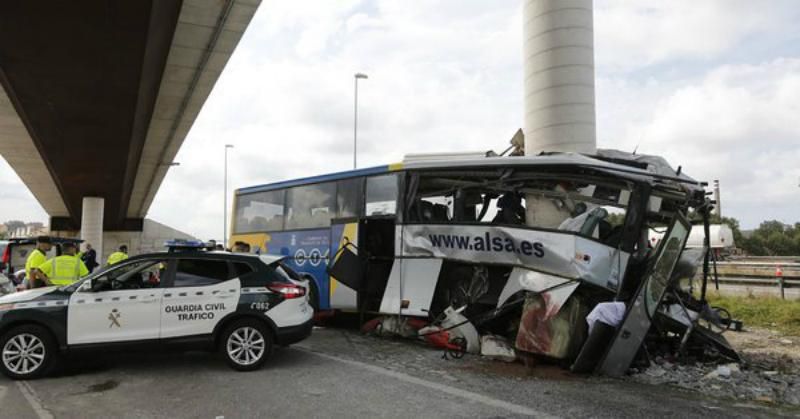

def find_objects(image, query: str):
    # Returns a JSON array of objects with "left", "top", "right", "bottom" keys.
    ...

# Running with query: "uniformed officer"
[
  {"left": 25, "top": 236, "right": 52, "bottom": 288},
  {"left": 37, "top": 242, "right": 89, "bottom": 287},
  {"left": 107, "top": 245, "right": 129, "bottom": 266}
]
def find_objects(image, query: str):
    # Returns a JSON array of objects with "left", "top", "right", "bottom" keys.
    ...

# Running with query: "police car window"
[
  {"left": 89, "top": 260, "right": 167, "bottom": 292},
  {"left": 231, "top": 262, "right": 253, "bottom": 278},
  {"left": 174, "top": 259, "right": 230, "bottom": 287}
]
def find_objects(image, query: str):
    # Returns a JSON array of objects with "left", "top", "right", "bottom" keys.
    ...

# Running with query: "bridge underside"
[{"left": 0, "top": 0, "right": 259, "bottom": 231}]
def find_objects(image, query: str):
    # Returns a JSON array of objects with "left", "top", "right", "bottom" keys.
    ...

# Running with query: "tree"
[
  {"left": 766, "top": 232, "right": 795, "bottom": 256},
  {"left": 739, "top": 220, "right": 800, "bottom": 256},
  {"left": 757, "top": 220, "right": 787, "bottom": 237}
]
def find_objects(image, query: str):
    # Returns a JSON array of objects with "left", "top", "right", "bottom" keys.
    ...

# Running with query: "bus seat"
[
  {"left": 432, "top": 203, "right": 449, "bottom": 222},
  {"left": 419, "top": 200, "right": 435, "bottom": 221}
]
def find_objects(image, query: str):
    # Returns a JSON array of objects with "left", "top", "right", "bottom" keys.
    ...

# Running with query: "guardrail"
[{"left": 698, "top": 259, "right": 800, "bottom": 299}]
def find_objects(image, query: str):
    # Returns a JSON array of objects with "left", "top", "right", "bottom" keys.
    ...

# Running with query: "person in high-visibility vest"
[
  {"left": 25, "top": 236, "right": 52, "bottom": 288},
  {"left": 37, "top": 242, "right": 89, "bottom": 287},
  {"left": 107, "top": 245, "right": 129, "bottom": 266}
]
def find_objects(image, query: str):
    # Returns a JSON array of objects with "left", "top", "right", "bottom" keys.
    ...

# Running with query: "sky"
[{"left": 1, "top": 0, "right": 799, "bottom": 240}]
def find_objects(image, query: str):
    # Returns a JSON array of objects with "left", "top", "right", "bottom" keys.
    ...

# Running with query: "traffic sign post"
[{"left": 776, "top": 265, "right": 785, "bottom": 300}]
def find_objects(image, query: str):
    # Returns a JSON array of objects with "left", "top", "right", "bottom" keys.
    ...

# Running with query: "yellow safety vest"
[
  {"left": 38, "top": 255, "right": 89, "bottom": 286},
  {"left": 107, "top": 251, "right": 129, "bottom": 266},
  {"left": 25, "top": 248, "right": 47, "bottom": 279}
]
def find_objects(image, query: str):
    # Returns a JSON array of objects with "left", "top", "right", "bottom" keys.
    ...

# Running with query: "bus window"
[
  {"left": 337, "top": 177, "right": 363, "bottom": 218},
  {"left": 409, "top": 195, "right": 453, "bottom": 222},
  {"left": 365, "top": 175, "right": 398, "bottom": 216},
  {"left": 235, "top": 190, "right": 285, "bottom": 233},
  {"left": 475, "top": 193, "right": 525, "bottom": 225},
  {"left": 285, "top": 182, "right": 337, "bottom": 229}
]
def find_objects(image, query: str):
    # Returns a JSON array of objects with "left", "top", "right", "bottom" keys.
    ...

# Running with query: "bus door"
[
  {"left": 328, "top": 218, "right": 360, "bottom": 310},
  {"left": 358, "top": 216, "right": 396, "bottom": 313},
  {"left": 328, "top": 216, "right": 397, "bottom": 313}
]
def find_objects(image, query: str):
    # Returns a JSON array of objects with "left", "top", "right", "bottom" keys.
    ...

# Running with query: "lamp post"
[
  {"left": 353, "top": 73, "right": 368, "bottom": 169},
  {"left": 224, "top": 144, "right": 234, "bottom": 249}
]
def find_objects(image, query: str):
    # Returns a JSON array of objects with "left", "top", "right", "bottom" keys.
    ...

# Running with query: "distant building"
[{"left": 9, "top": 222, "right": 47, "bottom": 238}]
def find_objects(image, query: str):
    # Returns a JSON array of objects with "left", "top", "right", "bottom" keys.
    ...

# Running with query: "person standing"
[
  {"left": 25, "top": 236, "right": 52, "bottom": 289},
  {"left": 37, "top": 242, "right": 89, "bottom": 287},
  {"left": 81, "top": 243, "right": 98, "bottom": 273},
  {"left": 106, "top": 245, "right": 129, "bottom": 266}
]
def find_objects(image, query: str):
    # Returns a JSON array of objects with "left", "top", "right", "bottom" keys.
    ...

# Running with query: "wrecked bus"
[{"left": 231, "top": 150, "right": 735, "bottom": 375}]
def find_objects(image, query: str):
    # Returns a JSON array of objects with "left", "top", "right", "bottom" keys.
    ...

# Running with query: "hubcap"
[
  {"left": 226, "top": 327, "right": 265, "bottom": 366},
  {"left": 3, "top": 333, "right": 45, "bottom": 375}
]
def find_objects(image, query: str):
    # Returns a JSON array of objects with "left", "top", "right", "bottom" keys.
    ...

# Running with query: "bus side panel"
[
  {"left": 329, "top": 222, "right": 359, "bottom": 310},
  {"left": 264, "top": 230, "right": 332, "bottom": 310}
]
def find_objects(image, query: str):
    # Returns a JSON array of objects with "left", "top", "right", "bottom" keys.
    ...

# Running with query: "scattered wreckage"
[{"left": 326, "top": 148, "right": 739, "bottom": 376}]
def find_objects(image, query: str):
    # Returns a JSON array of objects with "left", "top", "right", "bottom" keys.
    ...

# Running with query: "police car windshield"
[{"left": 59, "top": 261, "right": 128, "bottom": 292}]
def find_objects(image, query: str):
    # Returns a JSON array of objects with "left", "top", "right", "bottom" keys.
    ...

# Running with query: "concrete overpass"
[{"left": 0, "top": 0, "right": 260, "bottom": 258}]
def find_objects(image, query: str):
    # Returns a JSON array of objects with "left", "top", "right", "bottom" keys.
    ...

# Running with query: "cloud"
[
  {"left": 2, "top": 1, "right": 798, "bottom": 239},
  {"left": 608, "top": 59, "right": 800, "bottom": 227},
  {"left": 0, "top": 159, "right": 49, "bottom": 223},
  {"left": 595, "top": 0, "right": 800, "bottom": 72},
  {"left": 149, "top": 0, "right": 525, "bottom": 239}
]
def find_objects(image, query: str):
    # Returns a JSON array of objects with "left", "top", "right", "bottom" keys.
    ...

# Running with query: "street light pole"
[
  {"left": 353, "top": 73, "right": 368, "bottom": 169},
  {"left": 224, "top": 144, "right": 234, "bottom": 249}
]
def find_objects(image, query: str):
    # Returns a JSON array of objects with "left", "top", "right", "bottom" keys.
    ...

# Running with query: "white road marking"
[
  {"left": 299, "top": 348, "right": 558, "bottom": 418},
  {"left": 16, "top": 381, "right": 54, "bottom": 419}
]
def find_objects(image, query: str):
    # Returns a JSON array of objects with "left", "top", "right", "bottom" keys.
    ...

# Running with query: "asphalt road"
[{"left": 0, "top": 328, "right": 794, "bottom": 418}]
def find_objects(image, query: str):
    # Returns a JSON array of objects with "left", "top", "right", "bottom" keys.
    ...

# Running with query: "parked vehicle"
[
  {"left": 0, "top": 244, "right": 313, "bottom": 379},
  {"left": 1, "top": 237, "right": 84, "bottom": 286}
]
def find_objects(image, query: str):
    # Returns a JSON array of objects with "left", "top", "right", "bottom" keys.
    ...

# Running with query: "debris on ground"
[
  {"left": 480, "top": 335, "right": 517, "bottom": 362},
  {"left": 630, "top": 329, "right": 800, "bottom": 407}
]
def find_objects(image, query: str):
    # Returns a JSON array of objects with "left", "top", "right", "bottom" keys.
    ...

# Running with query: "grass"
[{"left": 705, "top": 293, "right": 800, "bottom": 336}]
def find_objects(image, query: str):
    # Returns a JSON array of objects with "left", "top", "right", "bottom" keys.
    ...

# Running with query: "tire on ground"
[
  {"left": 0, "top": 324, "right": 59, "bottom": 380},
  {"left": 219, "top": 318, "right": 273, "bottom": 372}
]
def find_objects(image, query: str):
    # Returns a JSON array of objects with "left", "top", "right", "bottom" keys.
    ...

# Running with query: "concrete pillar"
[
  {"left": 523, "top": 0, "right": 596, "bottom": 154},
  {"left": 523, "top": 0, "right": 597, "bottom": 227},
  {"left": 713, "top": 180, "right": 721, "bottom": 218},
  {"left": 80, "top": 197, "right": 104, "bottom": 263}
]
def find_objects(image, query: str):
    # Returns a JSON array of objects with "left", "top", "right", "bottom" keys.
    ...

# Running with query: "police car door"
[
  {"left": 68, "top": 258, "right": 167, "bottom": 345},
  {"left": 160, "top": 258, "right": 238, "bottom": 339}
]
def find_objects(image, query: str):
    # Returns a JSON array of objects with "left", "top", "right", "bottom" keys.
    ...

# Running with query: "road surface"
[{"left": 0, "top": 328, "right": 793, "bottom": 418}]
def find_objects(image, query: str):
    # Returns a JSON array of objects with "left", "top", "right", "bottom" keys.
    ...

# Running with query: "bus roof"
[
  {"left": 237, "top": 164, "right": 394, "bottom": 195},
  {"left": 236, "top": 150, "right": 703, "bottom": 196}
]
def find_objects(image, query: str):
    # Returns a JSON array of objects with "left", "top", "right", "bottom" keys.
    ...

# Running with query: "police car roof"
[{"left": 127, "top": 250, "right": 285, "bottom": 265}]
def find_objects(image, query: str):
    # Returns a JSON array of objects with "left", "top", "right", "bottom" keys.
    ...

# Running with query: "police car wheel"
[
  {"left": 221, "top": 319, "right": 272, "bottom": 371},
  {"left": 0, "top": 325, "right": 57, "bottom": 380}
]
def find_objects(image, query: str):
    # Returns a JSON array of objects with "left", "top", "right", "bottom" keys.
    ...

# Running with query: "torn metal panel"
[
  {"left": 597, "top": 214, "right": 692, "bottom": 376},
  {"left": 401, "top": 224, "right": 629, "bottom": 291},
  {"left": 498, "top": 269, "right": 579, "bottom": 309},
  {"left": 516, "top": 293, "right": 588, "bottom": 359},
  {"left": 378, "top": 258, "right": 443, "bottom": 316}
]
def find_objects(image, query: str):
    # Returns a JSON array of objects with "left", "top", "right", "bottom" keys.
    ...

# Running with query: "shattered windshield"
[
  {"left": 645, "top": 217, "right": 690, "bottom": 317},
  {"left": 405, "top": 169, "right": 631, "bottom": 244}
]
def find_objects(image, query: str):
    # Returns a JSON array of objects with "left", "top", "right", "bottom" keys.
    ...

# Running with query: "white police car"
[{"left": 0, "top": 244, "right": 313, "bottom": 379}]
